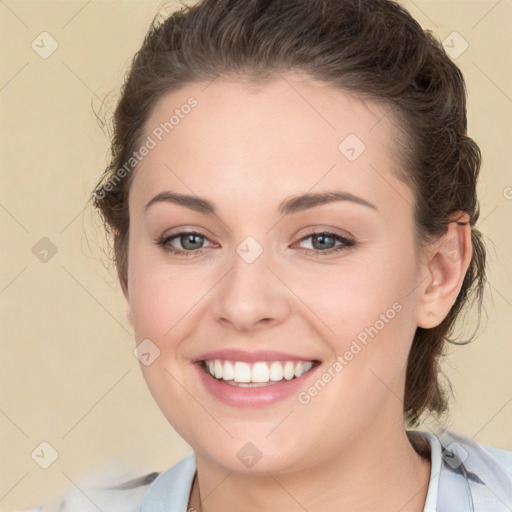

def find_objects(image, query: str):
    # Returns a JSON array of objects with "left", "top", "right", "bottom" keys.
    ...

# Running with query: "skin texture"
[{"left": 124, "top": 74, "right": 472, "bottom": 511}]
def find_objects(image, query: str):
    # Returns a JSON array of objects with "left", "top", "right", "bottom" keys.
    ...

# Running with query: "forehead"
[{"left": 129, "top": 75, "right": 410, "bottom": 213}]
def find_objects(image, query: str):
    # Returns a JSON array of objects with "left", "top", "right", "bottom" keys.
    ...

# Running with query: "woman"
[{"left": 25, "top": 0, "right": 511, "bottom": 510}]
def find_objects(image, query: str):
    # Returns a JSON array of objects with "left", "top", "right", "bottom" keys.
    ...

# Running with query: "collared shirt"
[{"left": 23, "top": 430, "right": 512, "bottom": 511}]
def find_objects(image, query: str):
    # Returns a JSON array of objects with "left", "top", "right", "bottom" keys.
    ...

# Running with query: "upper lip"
[{"left": 192, "top": 349, "right": 319, "bottom": 364}]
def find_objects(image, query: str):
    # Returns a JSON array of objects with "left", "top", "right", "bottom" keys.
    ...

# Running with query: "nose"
[{"left": 211, "top": 243, "right": 291, "bottom": 334}]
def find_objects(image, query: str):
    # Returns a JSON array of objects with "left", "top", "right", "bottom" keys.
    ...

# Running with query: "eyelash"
[{"left": 155, "top": 229, "right": 355, "bottom": 257}]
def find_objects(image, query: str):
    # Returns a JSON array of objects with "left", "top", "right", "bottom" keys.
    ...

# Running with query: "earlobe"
[{"left": 416, "top": 213, "right": 473, "bottom": 329}]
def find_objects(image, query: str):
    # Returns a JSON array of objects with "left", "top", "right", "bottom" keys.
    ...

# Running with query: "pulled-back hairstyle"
[{"left": 91, "top": 0, "right": 486, "bottom": 427}]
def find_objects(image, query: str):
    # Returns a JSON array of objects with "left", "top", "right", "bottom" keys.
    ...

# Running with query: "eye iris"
[
  {"left": 181, "top": 233, "right": 203, "bottom": 250},
  {"left": 312, "top": 234, "right": 335, "bottom": 250}
]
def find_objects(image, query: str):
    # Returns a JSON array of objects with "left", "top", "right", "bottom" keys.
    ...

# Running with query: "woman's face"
[{"left": 126, "top": 75, "right": 427, "bottom": 473}]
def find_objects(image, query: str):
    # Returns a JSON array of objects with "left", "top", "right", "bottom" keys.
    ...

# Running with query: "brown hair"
[{"left": 91, "top": 0, "right": 486, "bottom": 427}]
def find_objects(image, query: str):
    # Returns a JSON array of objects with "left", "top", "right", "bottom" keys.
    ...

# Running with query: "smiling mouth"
[{"left": 201, "top": 359, "right": 319, "bottom": 387}]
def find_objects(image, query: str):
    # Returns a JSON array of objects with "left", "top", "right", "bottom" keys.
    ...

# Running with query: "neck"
[{"left": 189, "top": 425, "right": 432, "bottom": 512}]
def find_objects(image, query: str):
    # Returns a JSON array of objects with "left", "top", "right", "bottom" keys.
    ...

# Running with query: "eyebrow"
[{"left": 144, "top": 190, "right": 377, "bottom": 215}]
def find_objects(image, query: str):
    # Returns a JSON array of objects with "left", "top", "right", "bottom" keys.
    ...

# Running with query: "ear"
[{"left": 415, "top": 212, "right": 473, "bottom": 329}]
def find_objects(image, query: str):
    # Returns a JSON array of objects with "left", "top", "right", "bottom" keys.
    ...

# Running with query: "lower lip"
[{"left": 195, "top": 363, "right": 318, "bottom": 407}]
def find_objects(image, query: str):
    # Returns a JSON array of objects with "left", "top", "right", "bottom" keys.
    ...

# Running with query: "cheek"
[
  {"left": 287, "top": 251, "right": 419, "bottom": 393},
  {"left": 290, "top": 267, "right": 417, "bottom": 440},
  {"left": 127, "top": 247, "right": 212, "bottom": 341},
  {"left": 292, "top": 254, "right": 416, "bottom": 335}
]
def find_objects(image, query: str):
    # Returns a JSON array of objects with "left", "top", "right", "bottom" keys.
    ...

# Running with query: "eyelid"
[
  {"left": 292, "top": 230, "right": 355, "bottom": 252},
  {"left": 156, "top": 226, "right": 356, "bottom": 257},
  {"left": 158, "top": 230, "right": 215, "bottom": 246},
  {"left": 294, "top": 225, "right": 355, "bottom": 243}
]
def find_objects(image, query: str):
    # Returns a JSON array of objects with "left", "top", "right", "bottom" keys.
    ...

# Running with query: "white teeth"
[
  {"left": 302, "top": 361, "right": 313, "bottom": 373},
  {"left": 233, "top": 362, "right": 251, "bottom": 383},
  {"left": 223, "top": 360, "right": 234, "bottom": 381},
  {"left": 283, "top": 361, "right": 295, "bottom": 380},
  {"left": 252, "top": 362, "right": 270, "bottom": 383},
  {"left": 269, "top": 361, "right": 284, "bottom": 381},
  {"left": 204, "top": 359, "right": 315, "bottom": 384},
  {"left": 214, "top": 360, "right": 223, "bottom": 379}
]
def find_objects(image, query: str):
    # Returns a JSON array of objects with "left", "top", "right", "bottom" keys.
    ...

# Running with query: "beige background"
[{"left": 0, "top": 0, "right": 511, "bottom": 509}]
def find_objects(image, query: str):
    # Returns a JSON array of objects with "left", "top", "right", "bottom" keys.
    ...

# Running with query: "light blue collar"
[
  {"left": 421, "top": 431, "right": 442, "bottom": 512},
  {"left": 141, "top": 452, "right": 196, "bottom": 511}
]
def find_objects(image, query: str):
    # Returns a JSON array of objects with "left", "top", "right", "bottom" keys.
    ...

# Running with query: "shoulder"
[
  {"left": 20, "top": 465, "right": 160, "bottom": 512},
  {"left": 438, "top": 429, "right": 512, "bottom": 477},
  {"left": 435, "top": 429, "right": 512, "bottom": 511}
]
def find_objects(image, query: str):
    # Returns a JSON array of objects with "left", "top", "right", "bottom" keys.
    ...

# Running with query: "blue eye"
[
  {"left": 156, "top": 231, "right": 213, "bottom": 256},
  {"left": 296, "top": 231, "right": 355, "bottom": 255},
  {"left": 155, "top": 230, "right": 355, "bottom": 257}
]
